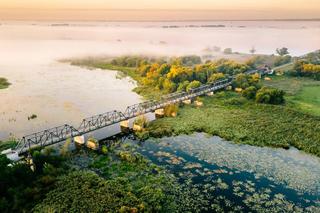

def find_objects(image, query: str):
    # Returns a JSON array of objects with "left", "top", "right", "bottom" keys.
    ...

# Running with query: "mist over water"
[{"left": 0, "top": 21, "right": 319, "bottom": 140}]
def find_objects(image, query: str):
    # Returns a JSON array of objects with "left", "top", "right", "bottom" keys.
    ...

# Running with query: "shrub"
[
  {"left": 177, "top": 81, "right": 190, "bottom": 92},
  {"left": 101, "top": 145, "right": 108, "bottom": 155},
  {"left": 164, "top": 104, "right": 179, "bottom": 117},
  {"left": 242, "top": 86, "right": 257, "bottom": 100},
  {"left": 0, "top": 77, "right": 10, "bottom": 89},
  {"left": 134, "top": 116, "right": 148, "bottom": 128},
  {"left": 208, "top": 73, "right": 225, "bottom": 83},
  {"left": 186, "top": 80, "right": 201, "bottom": 92},
  {"left": 256, "top": 87, "right": 285, "bottom": 105}
]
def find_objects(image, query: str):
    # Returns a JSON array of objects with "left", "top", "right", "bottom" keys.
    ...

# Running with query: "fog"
[{"left": 0, "top": 21, "right": 319, "bottom": 140}]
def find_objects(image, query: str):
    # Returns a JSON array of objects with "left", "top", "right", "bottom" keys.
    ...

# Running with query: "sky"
[{"left": 0, "top": 0, "right": 319, "bottom": 21}]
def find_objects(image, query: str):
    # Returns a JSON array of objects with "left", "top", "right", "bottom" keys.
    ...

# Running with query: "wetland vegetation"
[
  {"left": 0, "top": 77, "right": 10, "bottom": 89},
  {"left": 69, "top": 54, "right": 320, "bottom": 157},
  {"left": 2, "top": 51, "right": 320, "bottom": 212}
]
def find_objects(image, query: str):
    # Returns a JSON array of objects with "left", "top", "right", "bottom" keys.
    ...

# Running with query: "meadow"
[{"left": 263, "top": 76, "right": 320, "bottom": 116}]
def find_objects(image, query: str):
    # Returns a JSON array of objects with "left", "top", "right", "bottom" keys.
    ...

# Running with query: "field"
[
  {"left": 263, "top": 76, "right": 320, "bottom": 116},
  {"left": 289, "top": 86, "right": 320, "bottom": 116}
]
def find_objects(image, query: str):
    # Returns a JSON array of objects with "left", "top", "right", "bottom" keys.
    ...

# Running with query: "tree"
[
  {"left": 177, "top": 81, "right": 190, "bottom": 92},
  {"left": 255, "top": 87, "right": 285, "bottom": 105},
  {"left": 242, "top": 86, "right": 257, "bottom": 100},
  {"left": 179, "top": 55, "right": 202, "bottom": 66},
  {"left": 233, "top": 74, "right": 250, "bottom": 89},
  {"left": 250, "top": 47, "right": 256, "bottom": 55},
  {"left": 186, "top": 80, "right": 201, "bottom": 92},
  {"left": 162, "top": 79, "right": 176, "bottom": 93},
  {"left": 208, "top": 73, "right": 225, "bottom": 83},
  {"left": 223, "top": 48, "right": 233, "bottom": 54},
  {"left": 276, "top": 47, "right": 289, "bottom": 56},
  {"left": 273, "top": 55, "right": 292, "bottom": 67}
]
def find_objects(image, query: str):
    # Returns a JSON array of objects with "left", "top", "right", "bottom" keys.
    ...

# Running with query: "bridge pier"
[
  {"left": 155, "top": 108, "right": 165, "bottom": 119},
  {"left": 74, "top": 136, "right": 85, "bottom": 147},
  {"left": 206, "top": 92, "right": 214, "bottom": 96},
  {"left": 226, "top": 86, "right": 232, "bottom": 91},
  {"left": 120, "top": 120, "right": 130, "bottom": 133},
  {"left": 86, "top": 138, "right": 99, "bottom": 150},
  {"left": 182, "top": 99, "right": 192, "bottom": 105}
]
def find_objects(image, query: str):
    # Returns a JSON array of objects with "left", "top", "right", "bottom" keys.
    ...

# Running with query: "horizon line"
[{"left": 1, "top": 18, "right": 320, "bottom": 22}]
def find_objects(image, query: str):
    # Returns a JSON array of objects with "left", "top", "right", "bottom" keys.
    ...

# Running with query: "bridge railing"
[
  {"left": 15, "top": 124, "right": 79, "bottom": 154},
  {"left": 11, "top": 69, "right": 265, "bottom": 155}
]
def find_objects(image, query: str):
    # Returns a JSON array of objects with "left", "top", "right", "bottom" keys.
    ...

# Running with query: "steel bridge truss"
[{"left": 12, "top": 69, "right": 268, "bottom": 155}]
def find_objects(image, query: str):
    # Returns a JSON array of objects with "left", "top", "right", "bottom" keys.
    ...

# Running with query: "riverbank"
[
  {"left": 67, "top": 58, "right": 320, "bottom": 157},
  {"left": 145, "top": 92, "right": 320, "bottom": 157},
  {"left": 0, "top": 77, "right": 10, "bottom": 89},
  {"left": 68, "top": 58, "right": 166, "bottom": 100}
]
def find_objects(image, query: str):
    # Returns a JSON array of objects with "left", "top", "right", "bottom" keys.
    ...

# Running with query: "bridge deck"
[{"left": 4, "top": 69, "right": 269, "bottom": 158}]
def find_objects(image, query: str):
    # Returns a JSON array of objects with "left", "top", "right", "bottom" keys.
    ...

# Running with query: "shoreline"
[{"left": 67, "top": 57, "right": 320, "bottom": 158}]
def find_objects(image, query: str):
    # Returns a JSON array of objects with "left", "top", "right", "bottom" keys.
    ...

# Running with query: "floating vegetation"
[
  {"left": 155, "top": 133, "right": 320, "bottom": 195},
  {"left": 28, "top": 114, "right": 37, "bottom": 120},
  {"left": 130, "top": 134, "right": 320, "bottom": 212}
]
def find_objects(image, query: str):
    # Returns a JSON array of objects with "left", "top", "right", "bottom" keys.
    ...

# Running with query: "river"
[
  {"left": 129, "top": 133, "right": 320, "bottom": 211},
  {"left": 0, "top": 20, "right": 320, "bottom": 140}
]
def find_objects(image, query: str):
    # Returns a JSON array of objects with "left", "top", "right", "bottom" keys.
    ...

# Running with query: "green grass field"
[
  {"left": 289, "top": 86, "right": 320, "bottom": 116},
  {"left": 263, "top": 76, "right": 320, "bottom": 116}
]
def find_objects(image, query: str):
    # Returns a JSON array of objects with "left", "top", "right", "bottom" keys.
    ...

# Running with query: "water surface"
[
  {"left": 130, "top": 133, "right": 320, "bottom": 211},
  {"left": 1, "top": 21, "right": 320, "bottom": 140}
]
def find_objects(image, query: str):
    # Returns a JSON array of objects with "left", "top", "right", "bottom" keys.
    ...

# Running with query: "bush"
[
  {"left": 186, "top": 80, "right": 201, "bottom": 92},
  {"left": 208, "top": 73, "right": 225, "bottom": 83},
  {"left": 101, "top": 145, "right": 108, "bottom": 155},
  {"left": 242, "top": 86, "right": 257, "bottom": 100},
  {"left": 164, "top": 104, "right": 179, "bottom": 117},
  {"left": 0, "top": 77, "right": 10, "bottom": 89},
  {"left": 177, "top": 81, "right": 190, "bottom": 92},
  {"left": 256, "top": 87, "right": 285, "bottom": 105},
  {"left": 134, "top": 116, "right": 148, "bottom": 128}
]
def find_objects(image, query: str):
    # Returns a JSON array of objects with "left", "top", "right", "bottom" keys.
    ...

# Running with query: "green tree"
[
  {"left": 242, "top": 86, "right": 257, "bottom": 100},
  {"left": 223, "top": 48, "right": 233, "bottom": 54},
  {"left": 250, "top": 47, "right": 256, "bottom": 55},
  {"left": 186, "top": 80, "right": 201, "bottom": 92},
  {"left": 177, "top": 81, "right": 190, "bottom": 92},
  {"left": 256, "top": 87, "right": 285, "bottom": 105},
  {"left": 276, "top": 47, "right": 289, "bottom": 56},
  {"left": 208, "top": 73, "right": 225, "bottom": 83},
  {"left": 162, "top": 79, "right": 177, "bottom": 93}
]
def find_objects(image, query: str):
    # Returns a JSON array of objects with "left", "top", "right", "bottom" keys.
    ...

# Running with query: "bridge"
[{"left": 2, "top": 68, "right": 271, "bottom": 161}]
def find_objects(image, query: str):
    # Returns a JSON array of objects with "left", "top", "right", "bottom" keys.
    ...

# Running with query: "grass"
[
  {"left": 68, "top": 57, "right": 320, "bottom": 157},
  {"left": 146, "top": 92, "right": 320, "bottom": 157},
  {"left": 0, "top": 140, "right": 17, "bottom": 152},
  {"left": 289, "top": 86, "right": 320, "bottom": 116},
  {"left": 263, "top": 75, "right": 320, "bottom": 116},
  {"left": 0, "top": 77, "right": 10, "bottom": 89}
]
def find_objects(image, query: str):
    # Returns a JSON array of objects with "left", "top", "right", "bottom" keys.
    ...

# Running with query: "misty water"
[
  {"left": 1, "top": 20, "right": 319, "bottom": 211},
  {"left": 0, "top": 21, "right": 320, "bottom": 140}
]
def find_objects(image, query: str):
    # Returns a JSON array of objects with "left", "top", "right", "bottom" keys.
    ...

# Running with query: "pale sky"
[{"left": 0, "top": 0, "right": 319, "bottom": 21}]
